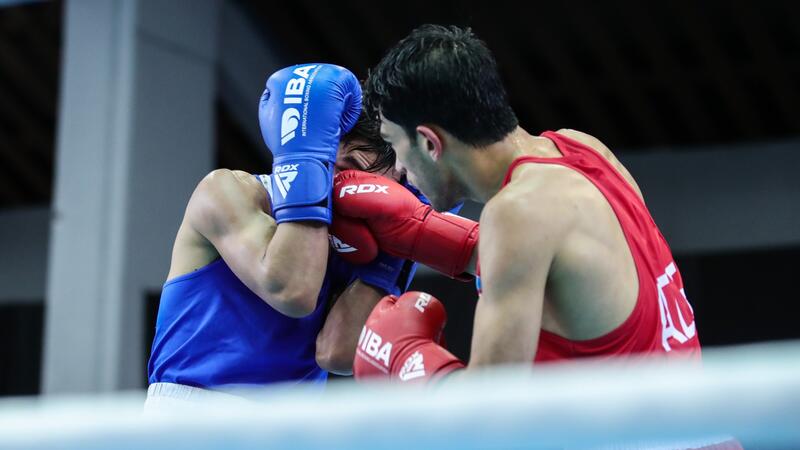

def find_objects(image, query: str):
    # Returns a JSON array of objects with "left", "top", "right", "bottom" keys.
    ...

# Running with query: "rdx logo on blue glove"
[
  {"left": 274, "top": 164, "right": 299, "bottom": 173},
  {"left": 280, "top": 64, "right": 318, "bottom": 145},
  {"left": 273, "top": 163, "right": 300, "bottom": 198}
]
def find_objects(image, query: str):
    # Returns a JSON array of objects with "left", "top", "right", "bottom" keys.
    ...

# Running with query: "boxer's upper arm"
[
  {"left": 187, "top": 169, "right": 277, "bottom": 290},
  {"left": 468, "top": 189, "right": 571, "bottom": 367},
  {"left": 188, "top": 170, "right": 274, "bottom": 242},
  {"left": 316, "top": 279, "right": 385, "bottom": 375},
  {"left": 188, "top": 170, "right": 328, "bottom": 317}
]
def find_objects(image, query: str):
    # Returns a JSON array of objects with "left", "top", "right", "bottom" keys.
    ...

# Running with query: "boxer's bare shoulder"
[
  {"left": 554, "top": 128, "right": 644, "bottom": 200},
  {"left": 193, "top": 169, "right": 270, "bottom": 217},
  {"left": 484, "top": 159, "right": 585, "bottom": 232},
  {"left": 479, "top": 162, "right": 579, "bottom": 284},
  {"left": 167, "top": 169, "right": 274, "bottom": 280}
]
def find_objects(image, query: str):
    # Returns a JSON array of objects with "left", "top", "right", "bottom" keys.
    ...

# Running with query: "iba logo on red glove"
[
  {"left": 357, "top": 326, "right": 392, "bottom": 370},
  {"left": 338, "top": 184, "right": 390, "bottom": 197}
]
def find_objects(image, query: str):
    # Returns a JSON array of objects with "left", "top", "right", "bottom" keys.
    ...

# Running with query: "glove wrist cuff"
[
  {"left": 413, "top": 211, "right": 479, "bottom": 279},
  {"left": 270, "top": 155, "right": 333, "bottom": 224},
  {"left": 391, "top": 341, "right": 465, "bottom": 382}
]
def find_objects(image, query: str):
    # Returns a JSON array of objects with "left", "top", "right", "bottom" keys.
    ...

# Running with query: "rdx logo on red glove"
[
  {"left": 414, "top": 292, "right": 433, "bottom": 312},
  {"left": 357, "top": 326, "right": 392, "bottom": 369},
  {"left": 338, "top": 184, "right": 390, "bottom": 197}
]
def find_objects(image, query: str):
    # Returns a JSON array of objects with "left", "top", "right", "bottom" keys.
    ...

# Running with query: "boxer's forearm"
[
  {"left": 316, "top": 280, "right": 384, "bottom": 375},
  {"left": 260, "top": 222, "right": 329, "bottom": 317}
]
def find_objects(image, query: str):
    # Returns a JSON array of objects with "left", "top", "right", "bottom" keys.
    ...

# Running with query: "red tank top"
[{"left": 476, "top": 131, "right": 701, "bottom": 362}]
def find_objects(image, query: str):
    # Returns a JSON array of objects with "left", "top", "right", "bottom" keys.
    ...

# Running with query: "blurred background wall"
[{"left": 0, "top": 0, "right": 798, "bottom": 396}]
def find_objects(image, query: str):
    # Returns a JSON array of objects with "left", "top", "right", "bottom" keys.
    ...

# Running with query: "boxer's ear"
[{"left": 416, "top": 125, "right": 443, "bottom": 162}]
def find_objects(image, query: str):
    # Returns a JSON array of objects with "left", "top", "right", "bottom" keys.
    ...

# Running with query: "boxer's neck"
[{"left": 455, "top": 127, "right": 539, "bottom": 203}]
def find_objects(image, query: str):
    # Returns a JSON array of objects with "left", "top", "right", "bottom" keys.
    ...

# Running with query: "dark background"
[{"left": 1, "top": 0, "right": 798, "bottom": 394}]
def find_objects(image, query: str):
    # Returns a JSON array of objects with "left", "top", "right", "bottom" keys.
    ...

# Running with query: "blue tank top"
[
  {"left": 147, "top": 175, "right": 366, "bottom": 388},
  {"left": 147, "top": 253, "right": 360, "bottom": 387}
]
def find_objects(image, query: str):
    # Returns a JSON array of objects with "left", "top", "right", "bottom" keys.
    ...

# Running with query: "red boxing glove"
[
  {"left": 354, "top": 291, "right": 464, "bottom": 382},
  {"left": 333, "top": 170, "right": 479, "bottom": 279},
  {"left": 329, "top": 213, "right": 378, "bottom": 264}
]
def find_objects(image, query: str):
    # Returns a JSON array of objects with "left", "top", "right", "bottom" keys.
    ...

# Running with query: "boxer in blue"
[{"left": 146, "top": 64, "right": 417, "bottom": 407}]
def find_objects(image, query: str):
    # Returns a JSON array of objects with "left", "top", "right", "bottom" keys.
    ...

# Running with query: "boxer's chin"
[
  {"left": 384, "top": 167, "right": 404, "bottom": 182},
  {"left": 428, "top": 188, "right": 459, "bottom": 213}
]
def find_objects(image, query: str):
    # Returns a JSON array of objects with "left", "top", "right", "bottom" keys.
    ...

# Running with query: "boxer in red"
[
  {"left": 331, "top": 26, "right": 745, "bottom": 448},
  {"left": 331, "top": 24, "right": 704, "bottom": 380}
]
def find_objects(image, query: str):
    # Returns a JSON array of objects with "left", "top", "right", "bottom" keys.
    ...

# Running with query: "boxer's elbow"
[
  {"left": 261, "top": 273, "right": 318, "bottom": 318},
  {"left": 265, "top": 287, "right": 317, "bottom": 318},
  {"left": 315, "top": 335, "right": 354, "bottom": 375}
]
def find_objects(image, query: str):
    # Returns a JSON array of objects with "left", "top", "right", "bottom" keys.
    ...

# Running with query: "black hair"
[
  {"left": 365, "top": 24, "right": 518, "bottom": 147},
  {"left": 341, "top": 108, "right": 395, "bottom": 173}
]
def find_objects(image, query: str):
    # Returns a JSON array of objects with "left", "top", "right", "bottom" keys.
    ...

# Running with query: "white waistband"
[
  {"left": 146, "top": 382, "right": 247, "bottom": 402},
  {"left": 144, "top": 383, "right": 251, "bottom": 416}
]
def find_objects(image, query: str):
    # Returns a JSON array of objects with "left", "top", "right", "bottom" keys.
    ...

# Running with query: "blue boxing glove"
[
  {"left": 354, "top": 251, "right": 416, "bottom": 297},
  {"left": 259, "top": 63, "right": 361, "bottom": 224}
]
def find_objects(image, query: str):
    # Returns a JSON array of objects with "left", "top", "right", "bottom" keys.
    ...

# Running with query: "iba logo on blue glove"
[{"left": 274, "top": 64, "right": 318, "bottom": 146}]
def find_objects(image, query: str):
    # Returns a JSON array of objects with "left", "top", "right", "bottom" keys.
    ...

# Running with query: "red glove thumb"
[{"left": 329, "top": 213, "right": 378, "bottom": 264}]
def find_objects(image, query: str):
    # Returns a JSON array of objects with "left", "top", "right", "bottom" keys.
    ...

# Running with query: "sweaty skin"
[
  {"left": 166, "top": 142, "right": 393, "bottom": 374},
  {"left": 382, "top": 118, "right": 645, "bottom": 366}
]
